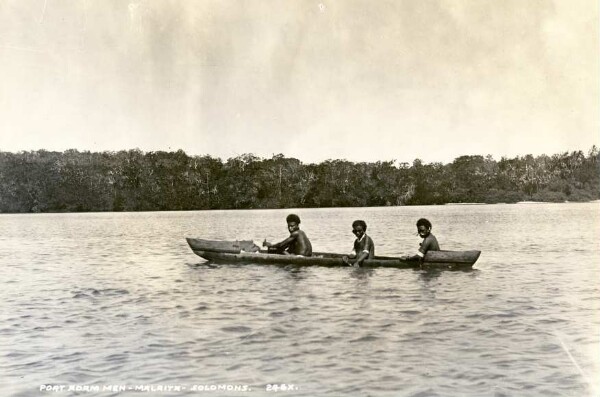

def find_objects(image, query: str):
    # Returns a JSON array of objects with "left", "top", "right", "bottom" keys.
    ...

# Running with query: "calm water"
[{"left": 1, "top": 203, "right": 599, "bottom": 397}]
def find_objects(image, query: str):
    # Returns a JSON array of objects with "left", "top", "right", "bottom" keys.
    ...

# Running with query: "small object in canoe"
[{"left": 186, "top": 238, "right": 481, "bottom": 270}]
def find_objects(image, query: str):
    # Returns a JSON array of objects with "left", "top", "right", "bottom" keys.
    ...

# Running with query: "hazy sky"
[{"left": 0, "top": 0, "right": 598, "bottom": 164}]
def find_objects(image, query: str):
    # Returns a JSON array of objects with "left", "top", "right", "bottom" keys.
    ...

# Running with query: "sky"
[{"left": 0, "top": 0, "right": 598, "bottom": 164}]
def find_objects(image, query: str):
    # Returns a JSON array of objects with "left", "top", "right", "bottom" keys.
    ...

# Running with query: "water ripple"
[{"left": 1, "top": 205, "right": 599, "bottom": 396}]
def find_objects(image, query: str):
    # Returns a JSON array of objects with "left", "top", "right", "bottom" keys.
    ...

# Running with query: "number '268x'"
[{"left": 266, "top": 384, "right": 298, "bottom": 392}]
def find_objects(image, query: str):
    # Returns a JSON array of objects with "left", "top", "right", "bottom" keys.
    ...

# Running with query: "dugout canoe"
[{"left": 186, "top": 238, "right": 481, "bottom": 270}]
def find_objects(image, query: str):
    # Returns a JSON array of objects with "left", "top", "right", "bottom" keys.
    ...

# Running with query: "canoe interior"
[
  {"left": 188, "top": 238, "right": 259, "bottom": 254},
  {"left": 186, "top": 238, "right": 481, "bottom": 270}
]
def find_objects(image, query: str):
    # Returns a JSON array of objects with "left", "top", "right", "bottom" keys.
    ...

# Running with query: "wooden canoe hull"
[{"left": 186, "top": 238, "right": 481, "bottom": 270}]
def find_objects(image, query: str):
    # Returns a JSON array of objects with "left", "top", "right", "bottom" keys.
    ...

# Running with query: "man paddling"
[
  {"left": 263, "top": 214, "right": 312, "bottom": 256},
  {"left": 402, "top": 218, "right": 440, "bottom": 261},
  {"left": 342, "top": 220, "right": 375, "bottom": 267}
]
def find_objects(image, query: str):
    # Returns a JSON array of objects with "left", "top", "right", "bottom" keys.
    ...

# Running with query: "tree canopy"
[{"left": 0, "top": 147, "right": 598, "bottom": 213}]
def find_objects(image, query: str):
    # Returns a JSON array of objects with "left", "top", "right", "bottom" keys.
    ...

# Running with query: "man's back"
[
  {"left": 419, "top": 233, "right": 440, "bottom": 255},
  {"left": 290, "top": 229, "right": 312, "bottom": 256}
]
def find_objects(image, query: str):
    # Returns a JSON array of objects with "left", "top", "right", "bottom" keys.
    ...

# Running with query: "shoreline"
[{"left": 1, "top": 200, "right": 599, "bottom": 215}]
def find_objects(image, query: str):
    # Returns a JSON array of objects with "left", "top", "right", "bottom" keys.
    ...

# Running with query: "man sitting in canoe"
[
  {"left": 402, "top": 218, "right": 440, "bottom": 261},
  {"left": 263, "top": 214, "right": 312, "bottom": 256},
  {"left": 342, "top": 220, "right": 375, "bottom": 267}
]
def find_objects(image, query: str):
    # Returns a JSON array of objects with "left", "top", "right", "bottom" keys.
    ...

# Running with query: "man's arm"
[
  {"left": 401, "top": 238, "right": 431, "bottom": 261},
  {"left": 355, "top": 237, "right": 374, "bottom": 266},
  {"left": 342, "top": 250, "right": 355, "bottom": 265},
  {"left": 343, "top": 251, "right": 367, "bottom": 266},
  {"left": 269, "top": 236, "right": 295, "bottom": 249},
  {"left": 354, "top": 250, "right": 369, "bottom": 267},
  {"left": 263, "top": 231, "right": 298, "bottom": 251}
]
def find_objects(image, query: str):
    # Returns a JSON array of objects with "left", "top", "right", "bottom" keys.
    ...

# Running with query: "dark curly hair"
[
  {"left": 352, "top": 220, "right": 367, "bottom": 231},
  {"left": 416, "top": 218, "right": 432, "bottom": 229},
  {"left": 286, "top": 214, "right": 301, "bottom": 224}
]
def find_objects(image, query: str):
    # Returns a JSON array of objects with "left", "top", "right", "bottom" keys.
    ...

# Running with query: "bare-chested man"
[{"left": 263, "top": 214, "right": 312, "bottom": 256}]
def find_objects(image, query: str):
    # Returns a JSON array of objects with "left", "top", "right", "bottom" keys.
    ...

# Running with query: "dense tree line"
[{"left": 0, "top": 147, "right": 598, "bottom": 213}]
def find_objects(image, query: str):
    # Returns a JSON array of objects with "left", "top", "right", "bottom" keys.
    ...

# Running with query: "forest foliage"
[{"left": 0, "top": 147, "right": 598, "bottom": 213}]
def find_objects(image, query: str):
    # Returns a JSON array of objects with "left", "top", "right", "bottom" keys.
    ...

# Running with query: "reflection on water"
[
  {"left": 348, "top": 267, "right": 375, "bottom": 280},
  {"left": 1, "top": 203, "right": 599, "bottom": 397},
  {"left": 281, "top": 266, "right": 308, "bottom": 281},
  {"left": 417, "top": 267, "right": 479, "bottom": 283}
]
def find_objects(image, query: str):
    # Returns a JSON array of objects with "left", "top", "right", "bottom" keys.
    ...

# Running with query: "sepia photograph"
[{"left": 1, "top": 1, "right": 599, "bottom": 396}]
